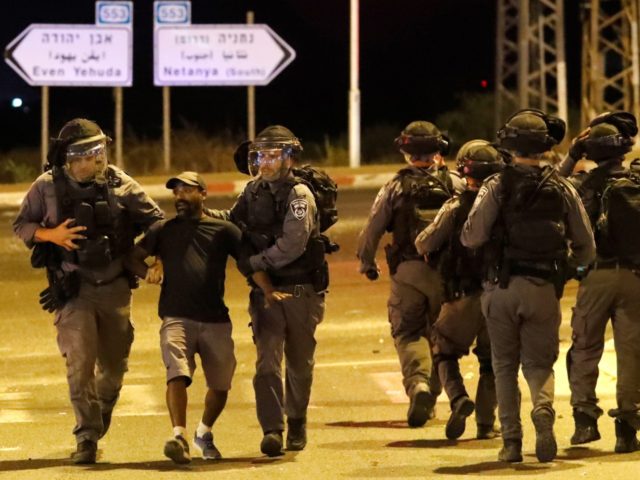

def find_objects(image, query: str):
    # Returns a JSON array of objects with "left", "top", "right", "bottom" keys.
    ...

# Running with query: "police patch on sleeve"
[{"left": 291, "top": 198, "right": 308, "bottom": 220}]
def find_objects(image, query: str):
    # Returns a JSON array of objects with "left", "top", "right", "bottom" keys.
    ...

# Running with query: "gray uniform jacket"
[
  {"left": 229, "top": 177, "right": 318, "bottom": 273},
  {"left": 13, "top": 166, "right": 164, "bottom": 282},
  {"left": 460, "top": 165, "right": 596, "bottom": 267},
  {"left": 414, "top": 196, "right": 460, "bottom": 256},
  {"left": 357, "top": 166, "right": 465, "bottom": 273}
]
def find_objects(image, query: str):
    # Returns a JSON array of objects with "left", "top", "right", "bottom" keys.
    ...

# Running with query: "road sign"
[
  {"left": 96, "top": 1, "right": 133, "bottom": 27},
  {"left": 154, "top": 24, "right": 296, "bottom": 86},
  {"left": 154, "top": 1, "right": 191, "bottom": 26},
  {"left": 4, "top": 24, "right": 133, "bottom": 87}
]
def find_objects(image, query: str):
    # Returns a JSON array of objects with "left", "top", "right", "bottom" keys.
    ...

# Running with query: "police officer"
[
  {"left": 227, "top": 125, "right": 326, "bottom": 457},
  {"left": 564, "top": 111, "right": 640, "bottom": 453},
  {"left": 13, "top": 119, "right": 164, "bottom": 464},
  {"left": 357, "top": 121, "right": 465, "bottom": 427},
  {"left": 461, "top": 109, "right": 595, "bottom": 463},
  {"left": 415, "top": 140, "right": 504, "bottom": 440}
]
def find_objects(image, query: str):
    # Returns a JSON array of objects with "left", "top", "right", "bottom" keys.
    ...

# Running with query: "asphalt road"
[{"left": 0, "top": 188, "right": 635, "bottom": 480}]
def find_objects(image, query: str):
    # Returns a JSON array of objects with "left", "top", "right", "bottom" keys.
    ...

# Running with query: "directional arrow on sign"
[
  {"left": 4, "top": 24, "right": 133, "bottom": 87},
  {"left": 154, "top": 24, "right": 296, "bottom": 86}
]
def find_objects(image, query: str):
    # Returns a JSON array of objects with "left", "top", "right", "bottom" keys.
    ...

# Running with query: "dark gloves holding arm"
[{"left": 568, "top": 128, "right": 590, "bottom": 160}]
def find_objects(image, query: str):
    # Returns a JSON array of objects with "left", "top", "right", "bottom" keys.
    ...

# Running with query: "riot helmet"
[
  {"left": 55, "top": 118, "right": 110, "bottom": 184},
  {"left": 247, "top": 125, "right": 302, "bottom": 181},
  {"left": 456, "top": 140, "right": 505, "bottom": 181},
  {"left": 394, "top": 121, "right": 450, "bottom": 161},
  {"left": 583, "top": 111, "right": 636, "bottom": 162},
  {"left": 497, "top": 108, "right": 566, "bottom": 156}
]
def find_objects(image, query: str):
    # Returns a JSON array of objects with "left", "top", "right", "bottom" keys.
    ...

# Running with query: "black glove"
[
  {"left": 569, "top": 136, "right": 587, "bottom": 160},
  {"left": 365, "top": 268, "right": 379, "bottom": 281},
  {"left": 39, "top": 286, "right": 61, "bottom": 313}
]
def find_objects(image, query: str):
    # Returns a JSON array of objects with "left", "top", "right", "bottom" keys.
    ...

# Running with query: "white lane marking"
[
  {"left": 0, "top": 390, "right": 35, "bottom": 424},
  {"left": 316, "top": 358, "right": 397, "bottom": 369},
  {"left": 319, "top": 319, "right": 388, "bottom": 333},
  {"left": 0, "top": 392, "right": 32, "bottom": 401},
  {"left": 370, "top": 372, "right": 406, "bottom": 404},
  {"left": 0, "top": 410, "right": 33, "bottom": 424}
]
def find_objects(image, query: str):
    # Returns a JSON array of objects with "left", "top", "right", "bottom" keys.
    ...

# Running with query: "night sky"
[{"left": 0, "top": 0, "right": 582, "bottom": 149}]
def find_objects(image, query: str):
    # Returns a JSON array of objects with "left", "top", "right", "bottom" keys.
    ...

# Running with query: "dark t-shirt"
[{"left": 139, "top": 215, "right": 241, "bottom": 323}]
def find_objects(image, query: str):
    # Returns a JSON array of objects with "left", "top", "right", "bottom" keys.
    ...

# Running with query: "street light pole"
[{"left": 349, "top": 0, "right": 361, "bottom": 168}]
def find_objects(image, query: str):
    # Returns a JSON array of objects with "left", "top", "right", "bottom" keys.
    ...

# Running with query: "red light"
[{"left": 480, "top": 80, "right": 488, "bottom": 88}]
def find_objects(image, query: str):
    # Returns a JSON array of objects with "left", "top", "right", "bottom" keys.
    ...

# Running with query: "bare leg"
[
  {"left": 166, "top": 377, "right": 188, "bottom": 427},
  {"left": 202, "top": 389, "right": 228, "bottom": 427}
]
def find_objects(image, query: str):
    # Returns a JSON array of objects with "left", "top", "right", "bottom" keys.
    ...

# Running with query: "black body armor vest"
[
  {"left": 241, "top": 178, "right": 324, "bottom": 282},
  {"left": 498, "top": 165, "right": 568, "bottom": 269},
  {"left": 438, "top": 190, "right": 484, "bottom": 300},
  {"left": 391, "top": 167, "right": 453, "bottom": 259},
  {"left": 576, "top": 166, "right": 640, "bottom": 262},
  {"left": 53, "top": 166, "right": 132, "bottom": 269}
]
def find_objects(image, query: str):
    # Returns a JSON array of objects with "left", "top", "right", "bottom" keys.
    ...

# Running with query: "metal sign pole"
[
  {"left": 114, "top": 86, "right": 124, "bottom": 168},
  {"left": 41, "top": 86, "right": 49, "bottom": 167},
  {"left": 163, "top": 85, "right": 171, "bottom": 172},
  {"left": 247, "top": 10, "right": 256, "bottom": 140}
]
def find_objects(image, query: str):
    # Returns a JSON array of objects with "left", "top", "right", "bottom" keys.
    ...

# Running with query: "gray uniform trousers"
[
  {"left": 481, "top": 276, "right": 560, "bottom": 440},
  {"left": 54, "top": 276, "right": 134, "bottom": 443},
  {"left": 567, "top": 268, "right": 640, "bottom": 427},
  {"left": 388, "top": 260, "right": 443, "bottom": 396},
  {"left": 431, "top": 292, "right": 497, "bottom": 427},
  {"left": 249, "top": 283, "right": 325, "bottom": 433}
]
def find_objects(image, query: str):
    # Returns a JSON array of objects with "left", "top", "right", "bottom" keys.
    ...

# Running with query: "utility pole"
[
  {"left": 580, "top": 0, "right": 640, "bottom": 126},
  {"left": 349, "top": 0, "right": 361, "bottom": 167},
  {"left": 495, "top": 0, "right": 568, "bottom": 129}
]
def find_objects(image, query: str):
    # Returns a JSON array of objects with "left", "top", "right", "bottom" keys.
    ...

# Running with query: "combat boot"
[
  {"left": 407, "top": 383, "right": 436, "bottom": 428},
  {"left": 614, "top": 419, "right": 639, "bottom": 453},
  {"left": 286, "top": 417, "right": 307, "bottom": 451},
  {"left": 498, "top": 439, "right": 522, "bottom": 463},
  {"left": 260, "top": 431, "right": 284, "bottom": 457},
  {"left": 71, "top": 440, "right": 97, "bottom": 464},
  {"left": 570, "top": 410, "right": 600, "bottom": 445},
  {"left": 532, "top": 410, "right": 557, "bottom": 463},
  {"left": 445, "top": 396, "right": 475, "bottom": 440}
]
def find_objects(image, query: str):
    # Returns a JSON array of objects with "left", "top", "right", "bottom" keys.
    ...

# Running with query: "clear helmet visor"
[
  {"left": 248, "top": 143, "right": 293, "bottom": 180},
  {"left": 65, "top": 141, "right": 108, "bottom": 183}
]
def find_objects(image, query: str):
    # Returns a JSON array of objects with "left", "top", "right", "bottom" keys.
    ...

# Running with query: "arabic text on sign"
[
  {"left": 181, "top": 51, "right": 213, "bottom": 61},
  {"left": 48, "top": 51, "right": 106, "bottom": 64}
]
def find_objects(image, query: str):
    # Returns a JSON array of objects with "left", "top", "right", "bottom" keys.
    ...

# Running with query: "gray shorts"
[{"left": 160, "top": 317, "right": 236, "bottom": 390}]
